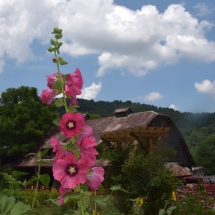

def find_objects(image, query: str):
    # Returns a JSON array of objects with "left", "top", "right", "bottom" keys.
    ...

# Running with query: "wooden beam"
[{"left": 130, "top": 132, "right": 149, "bottom": 153}]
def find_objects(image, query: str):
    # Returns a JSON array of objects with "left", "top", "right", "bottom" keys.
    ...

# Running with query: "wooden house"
[{"left": 15, "top": 108, "right": 194, "bottom": 177}]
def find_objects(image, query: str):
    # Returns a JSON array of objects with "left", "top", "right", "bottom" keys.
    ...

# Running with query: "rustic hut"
[{"left": 15, "top": 108, "right": 195, "bottom": 178}]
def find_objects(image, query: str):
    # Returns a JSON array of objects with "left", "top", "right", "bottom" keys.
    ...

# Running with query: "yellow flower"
[
  {"left": 172, "top": 191, "right": 176, "bottom": 201},
  {"left": 135, "top": 197, "right": 144, "bottom": 207},
  {"left": 92, "top": 210, "right": 100, "bottom": 215}
]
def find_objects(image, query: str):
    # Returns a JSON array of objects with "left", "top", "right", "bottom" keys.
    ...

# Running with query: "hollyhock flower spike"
[
  {"left": 87, "top": 166, "right": 105, "bottom": 190},
  {"left": 40, "top": 89, "right": 56, "bottom": 105},
  {"left": 65, "top": 68, "right": 83, "bottom": 97},
  {"left": 53, "top": 151, "right": 90, "bottom": 189},
  {"left": 60, "top": 112, "right": 85, "bottom": 137}
]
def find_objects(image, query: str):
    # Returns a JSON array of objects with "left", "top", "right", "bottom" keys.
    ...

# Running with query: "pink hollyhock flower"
[
  {"left": 53, "top": 152, "right": 90, "bottom": 189},
  {"left": 47, "top": 72, "right": 62, "bottom": 89},
  {"left": 58, "top": 186, "right": 69, "bottom": 205},
  {"left": 60, "top": 112, "right": 85, "bottom": 137},
  {"left": 87, "top": 166, "right": 104, "bottom": 190},
  {"left": 79, "top": 136, "right": 98, "bottom": 166},
  {"left": 76, "top": 125, "right": 93, "bottom": 146},
  {"left": 69, "top": 96, "right": 78, "bottom": 106},
  {"left": 40, "top": 89, "right": 56, "bottom": 104},
  {"left": 65, "top": 68, "right": 83, "bottom": 97},
  {"left": 50, "top": 136, "right": 62, "bottom": 152},
  {"left": 50, "top": 136, "right": 65, "bottom": 160}
]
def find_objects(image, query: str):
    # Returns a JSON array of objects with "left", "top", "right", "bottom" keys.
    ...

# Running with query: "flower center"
[
  {"left": 68, "top": 166, "right": 76, "bottom": 175},
  {"left": 67, "top": 120, "right": 76, "bottom": 130}
]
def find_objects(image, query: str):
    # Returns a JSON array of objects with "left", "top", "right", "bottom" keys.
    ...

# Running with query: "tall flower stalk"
[{"left": 40, "top": 27, "right": 104, "bottom": 214}]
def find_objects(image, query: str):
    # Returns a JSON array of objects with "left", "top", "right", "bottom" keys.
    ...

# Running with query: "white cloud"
[
  {"left": 194, "top": 79, "right": 215, "bottom": 98},
  {"left": 78, "top": 82, "right": 102, "bottom": 100},
  {"left": 193, "top": 3, "right": 213, "bottom": 16},
  {"left": 0, "top": 1, "right": 214, "bottom": 76},
  {"left": 144, "top": 92, "right": 164, "bottom": 102},
  {"left": 169, "top": 104, "right": 179, "bottom": 111}
]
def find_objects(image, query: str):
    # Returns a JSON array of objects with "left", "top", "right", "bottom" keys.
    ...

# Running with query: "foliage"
[
  {"left": 99, "top": 141, "right": 178, "bottom": 214},
  {"left": 173, "top": 187, "right": 215, "bottom": 215},
  {"left": 0, "top": 170, "right": 32, "bottom": 215},
  {"left": 193, "top": 134, "right": 215, "bottom": 174},
  {"left": 0, "top": 86, "right": 57, "bottom": 165}
]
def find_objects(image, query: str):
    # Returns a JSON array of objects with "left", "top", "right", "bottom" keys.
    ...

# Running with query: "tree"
[
  {"left": 98, "top": 142, "right": 178, "bottom": 215},
  {"left": 193, "top": 134, "right": 215, "bottom": 175},
  {"left": 0, "top": 86, "right": 57, "bottom": 165}
]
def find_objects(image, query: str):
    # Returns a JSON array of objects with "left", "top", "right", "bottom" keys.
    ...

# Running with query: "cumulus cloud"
[
  {"left": 144, "top": 92, "right": 164, "bottom": 102},
  {"left": 78, "top": 82, "right": 102, "bottom": 100},
  {"left": 169, "top": 104, "right": 179, "bottom": 111},
  {"left": 193, "top": 3, "right": 213, "bottom": 16},
  {"left": 0, "top": 0, "right": 214, "bottom": 76},
  {"left": 194, "top": 79, "right": 215, "bottom": 98}
]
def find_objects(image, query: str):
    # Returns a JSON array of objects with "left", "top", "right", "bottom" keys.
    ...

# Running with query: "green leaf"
[
  {"left": 67, "top": 106, "right": 77, "bottom": 113},
  {"left": 52, "top": 27, "right": 62, "bottom": 34},
  {"left": 57, "top": 42, "right": 63, "bottom": 47},
  {"left": 63, "top": 192, "right": 80, "bottom": 204},
  {"left": 159, "top": 209, "right": 165, "bottom": 215},
  {"left": 59, "top": 59, "right": 68, "bottom": 65},
  {"left": 22, "top": 177, "right": 37, "bottom": 187},
  {"left": 167, "top": 206, "right": 176, "bottom": 215},
  {"left": 110, "top": 185, "right": 129, "bottom": 193},
  {"left": 50, "top": 39, "right": 56, "bottom": 46},
  {"left": 98, "top": 184, "right": 104, "bottom": 195},
  {"left": 0, "top": 194, "right": 16, "bottom": 214},
  {"left": 47, "top": 47, "right": 54, "bottom": 52},
  {"left": 0, "top": 172, "right": 11, "bottom": 182},
  {"left": 80, "top": 183, "right": 89, "bottom": 191},
  {"left": 39, "top": 174, "right": 50, "bottom": 188},
  {"left": 53, "top": 117, "right": 60, "bottom": 126},
  {"left": 10, "top": 201, "right": 31, "bottom": 215},
  {"left": 70, "top": 136, "right": 76, "bottom": 144},
  {"left": 55, "top": 34, "right": 63, "bottom": 39},
  {"left": 40, "top": 148, "right": 49, "bottom": 157},
  {"left": 12, "top": 171, "right": 28, "bottom": 178},
  {"left": 62, "top": 142, "right": 80, "bottom": 159},
  {"left": 45, "top": 198, "right": 60, "bottom": 206},
  {"left": 52, "top": 79, "right": 62, "bottom": 91},
  {"left": 55, "top": 98, "right": 64, "bottom": 108},
  {"left": 92, "top": 195, "right": 111, "bottom": 207}
]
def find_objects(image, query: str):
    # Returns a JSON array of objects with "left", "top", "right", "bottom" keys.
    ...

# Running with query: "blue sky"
[{"left": 0, "top": 0, "right": 215, "bottom": 113}]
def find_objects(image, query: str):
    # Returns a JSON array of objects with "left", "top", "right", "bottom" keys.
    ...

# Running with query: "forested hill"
[{"left": 76, "top": 98, "right": 215, "bottom": 149}]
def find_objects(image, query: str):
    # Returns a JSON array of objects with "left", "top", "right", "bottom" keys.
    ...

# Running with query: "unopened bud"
[{"left": 52, "top": 58, "right": 57, "bottom": 63}]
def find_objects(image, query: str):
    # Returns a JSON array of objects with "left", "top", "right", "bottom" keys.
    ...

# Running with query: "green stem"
[
  {"left": 94, "top": 190, "right": 97, "bottom": 213},
  {"left": 79, "top": 197, "right": 85, "bottom": 215},
  {"left": 54, "top": 44, "right": 68, "bottom": 113},
  {"left": 31, "top": 164, "right": 41, "bottom": 212}
]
